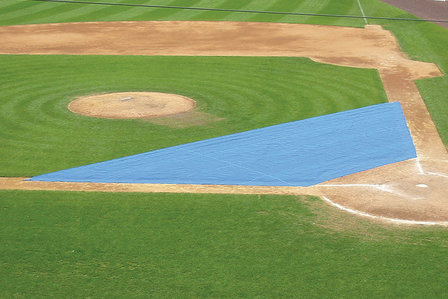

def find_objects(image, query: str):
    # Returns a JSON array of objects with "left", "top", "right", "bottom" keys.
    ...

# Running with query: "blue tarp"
[{"left": 29, "top": 102, "right": 416, "bottom": 186}]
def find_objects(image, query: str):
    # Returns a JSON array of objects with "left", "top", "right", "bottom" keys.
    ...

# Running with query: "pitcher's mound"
[{"left": 68, "top": 92, "right": 195, "bottom": 119}]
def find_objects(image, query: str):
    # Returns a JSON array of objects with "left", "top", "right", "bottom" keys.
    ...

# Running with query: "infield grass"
[
  {"left": 2, "top": 190, "right": 448, "bottom": 298},
  {"left": 0, "top": 55, "right": 387, "bottom": 176}
]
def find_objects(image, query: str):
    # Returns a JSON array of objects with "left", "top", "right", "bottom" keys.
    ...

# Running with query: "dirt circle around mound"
[{"left": 68, "top": 92, "right": 196, "bottom": 119}]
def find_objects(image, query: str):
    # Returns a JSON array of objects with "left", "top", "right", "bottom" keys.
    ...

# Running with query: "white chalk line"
[
  {"left": 356, "top": 0, "right": 368, "bottom": 25},
  {"left": 376, "top": 184, "right": 420, "bottom": 199},
  {"left": 318, "top": 183, "right": 380, "bottom": 187},
  {"left": 426, "top": 171, "right": 448, "bottom": 178},
  {"left": 322, "top": 196, "right": 448, "bottom": 226},
  {"left": 410, "top": 160, "right": 448, "bottom": 178},
  {"left": 416, "top": 159, "right": 425, "bottom": 174},
  {"left": 319, "top": 183, "right": 420, "bottom": 200}
]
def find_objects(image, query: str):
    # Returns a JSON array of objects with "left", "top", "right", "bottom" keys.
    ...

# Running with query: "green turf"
[
  {"left": 0, "top": 55, "right": 387, "bottom": 176},
  {"left": 1, "top": 190, "right": 448, "bottom": 298}
]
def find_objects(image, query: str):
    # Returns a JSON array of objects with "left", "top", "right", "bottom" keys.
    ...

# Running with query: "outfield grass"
[
  {"left": 1, "top": 0, "right": 448, "bottom": 297},
  {"left": 2, "top": 190, "right": 448, "bottom": 298},
  {"left": 0, "top": 0, "right": 367, "bottom": 27},
  {"left": 0, "top": 55, "right": 387, "bottom": 176}
]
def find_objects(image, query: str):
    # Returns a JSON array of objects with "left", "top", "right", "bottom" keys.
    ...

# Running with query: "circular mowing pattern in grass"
[
  {"left": 68, "top": 92, "right": 196, "bottom": 119},
  {"left": 0, "top": 55, "right": 387, "bottom": 176}
]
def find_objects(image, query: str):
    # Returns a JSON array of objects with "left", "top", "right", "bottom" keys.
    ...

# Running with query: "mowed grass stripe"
[
  {"left": 212, "top": 0, "right": 277, "bottom": 22},
  {"left": 121, "top": 0, "right": 206, "bottom": 21},
  {"left": 46, "top": 2, "right": 132, "bottom": 23},
  {"left": 0, "top": 55, "right": 387, "bottom": 176},
  {"left": 295, "top": 0, "right": 364, "bottom": 26},
  {"left": 155, "top": 0, "right": 237, "bottom": 21},
  {"left": 65, "top": 0, "right": 180, "bottom": 22},
  {"left": 0, "top": 1, "right": 54, "bottom": 24},
  {"left": 29, "top": 2, "right": 122, "bottom": 24},
  {"left": 244, "top": 0, "right": 305, "bottom": 23},
  {"left": 184, "top": 0, "right": 251, "bottom": 22},
  {"left": 245, "top": 0, "right": 334, "bottom": 25},
  {"left": 320, "top": 0, "right": 366, "bottom": 26},
  {"left": 0, "top": 0, "right": 366, "bottom": 26}
]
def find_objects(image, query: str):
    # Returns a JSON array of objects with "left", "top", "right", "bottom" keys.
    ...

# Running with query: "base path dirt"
[{"left": 0, "top": 21, "right": 447, "bottom": 224}]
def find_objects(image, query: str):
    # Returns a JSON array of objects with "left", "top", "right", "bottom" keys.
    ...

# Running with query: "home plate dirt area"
[{"left": 0, "top": 21, "right": 447, "bottom": 225}]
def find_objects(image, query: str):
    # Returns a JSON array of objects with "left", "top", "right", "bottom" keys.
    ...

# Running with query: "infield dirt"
[{"left": 0, "top": 21, "right": 447, "bottom": 224}]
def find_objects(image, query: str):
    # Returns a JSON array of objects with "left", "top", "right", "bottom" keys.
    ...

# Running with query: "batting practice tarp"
[{"left": 29, "top": 102, "right": 416, "bottom": 186}]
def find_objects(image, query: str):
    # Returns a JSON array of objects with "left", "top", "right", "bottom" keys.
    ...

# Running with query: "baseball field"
[{"left": 1, "top": 0, "right": 448, "bottom": 297}]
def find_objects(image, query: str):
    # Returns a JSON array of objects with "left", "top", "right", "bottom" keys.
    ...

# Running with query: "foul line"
[
  {"left": 32, "top": 0, "right": 448, "bottom": 24},
  {"left": 356, "top": 0, "right": 368, "bottom": 25},
  {"left": 322, "top": 196, "right": 448, "bottom": 226}
]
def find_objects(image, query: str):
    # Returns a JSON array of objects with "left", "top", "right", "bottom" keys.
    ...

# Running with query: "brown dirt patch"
[
  {"left": 0, "top": 21, "right": 447, "bottom": 224},
  {"left": 68, "top": 92, "right": 195, "bottom": 119}
]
